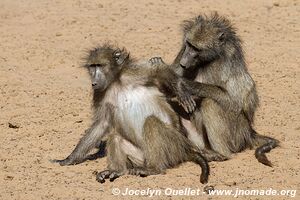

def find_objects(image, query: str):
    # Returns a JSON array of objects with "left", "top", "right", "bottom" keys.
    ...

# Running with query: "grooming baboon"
[
  {"left": 52, "top": 44, "right": 225, "bottom": 183},
  {"left": 153, "top": 13, "right": 279, "bottom": 166}
]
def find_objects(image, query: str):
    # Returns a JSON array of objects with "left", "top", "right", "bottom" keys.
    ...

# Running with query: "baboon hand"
[
  {"left": 149, "top": 57, "right": 165, "bottom": 66},
  {"left": 50, "top": 157, "right": 79, "bottom": 166},
  {"left": 176, "top": 82, "right": 196, "bottom": 113}
]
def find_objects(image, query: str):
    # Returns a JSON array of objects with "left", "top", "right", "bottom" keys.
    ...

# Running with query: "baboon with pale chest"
[{"left": 52, "top": 44, "right": 240, "bottom": 183}]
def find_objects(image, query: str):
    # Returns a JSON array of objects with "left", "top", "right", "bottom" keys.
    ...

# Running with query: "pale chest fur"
[{"left": 111, "top": 85, "right": 172, "bottom": 142}]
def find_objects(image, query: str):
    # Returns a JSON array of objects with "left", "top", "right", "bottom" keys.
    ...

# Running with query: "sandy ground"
[{"left": 0, "top": 0, "right": 299, "bottom": 199}]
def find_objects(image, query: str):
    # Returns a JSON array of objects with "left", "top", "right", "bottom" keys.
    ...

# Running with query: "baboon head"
[
  {"left": 84, "top": 45, "right": 129, "bottom": 91},
  {"left": 180, "top": 13, "right": 236, "bottom": 69}
]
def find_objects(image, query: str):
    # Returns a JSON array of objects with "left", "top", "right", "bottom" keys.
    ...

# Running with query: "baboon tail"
[
  {"left": 252, "top": 130, "right": 279, "bottom": 167},
  {"left": 191, "top": 151, "right": 210, "bottom": 184}
]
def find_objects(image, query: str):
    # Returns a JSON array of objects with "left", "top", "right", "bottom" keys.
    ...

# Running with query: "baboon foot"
[
  {"left": 200, "top": 149, "right": 229, "bottom": 162},
  {"left": 96, "top": 170, "right": 122, "bottom": 183},
  {"left": 207, "top": 153, "right": 228, "bottom": 162}
]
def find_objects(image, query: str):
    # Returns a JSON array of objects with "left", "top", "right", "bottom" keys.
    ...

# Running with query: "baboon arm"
[
  {"left": 52, "top": 108, "right": 113, "bottom": 166},
  {"left": 150, "top": 66, "right": 231, "bottom": 113},
  {"left": 183, "top": 80, "right": 233, "bottom": 110},
  {"left": 148, "top": 66, "right": 195, "bottom": 113}
]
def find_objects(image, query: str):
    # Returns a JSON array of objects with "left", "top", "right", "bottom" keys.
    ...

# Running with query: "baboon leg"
[
  {"left": 106, "top": 134, "right": 129, "bottom": 173},
  {"left": 120, "top": 138, "right": 145, "bottom": 169},
  {"left": 182, "top": 115, "right": 206, "bottom": 150},
  {"left": 143, "top": 115, "right": 209, "bottom": 183},
  {"left": 96, "top": 132, "right": 147, "bottom": 183},
  {"left": 191, "top": 110, "right": 229, "bottom": 161},
  {"left": 201, "top": 98, "right": 233, "bottom": 158},
  {"left": 230, "top": 113, "right": 253, "bottom": 153},
  {"left": 183, "top": 113, "right": 227, "bottom": 162},
  {"left": 142, "top": 116, "right": 174, "bottom": 174},
  {"left": 96, "top": 134, "right": 128, "bottom": 183}
]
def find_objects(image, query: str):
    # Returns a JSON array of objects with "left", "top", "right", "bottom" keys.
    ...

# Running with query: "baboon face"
[
  {"left": 85, "top": 47, "right": 129, "bottom": 91},
  {"left": 180, "top": 21, "right": 225, "bottom": 69},
  {"left": 179, "top": 40, "right": 201, "bottom": 69}
]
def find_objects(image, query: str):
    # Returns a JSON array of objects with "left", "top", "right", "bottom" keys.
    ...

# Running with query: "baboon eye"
[
  {"left": 89, "top": 64, "right": 102, "bottom": 67},
  {"left": 187, "top": 41, "right": 200, "bottom": 52}
]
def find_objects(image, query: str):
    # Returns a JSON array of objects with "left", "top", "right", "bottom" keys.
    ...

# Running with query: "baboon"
[
  {"left": 52, "top": 44, "right": 225, "bottom": 183},
  {"left": 153, "top": 13, "right": 279, "bottom": 166}
]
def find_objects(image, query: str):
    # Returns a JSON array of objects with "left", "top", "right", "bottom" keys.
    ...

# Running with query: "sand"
[{"left": 0, "top": 0, "right": 299, "bottom": 199}]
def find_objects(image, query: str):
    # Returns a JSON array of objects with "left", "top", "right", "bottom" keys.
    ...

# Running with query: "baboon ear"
[
  {"left": 195, "top": 15, "right": 205, "bottom": 24},
  {"left": 113, "top": 49, "right": 129, "bottom": 65},
  {"left": 182, "top": 19, "right": 195, "bottom": 33}
]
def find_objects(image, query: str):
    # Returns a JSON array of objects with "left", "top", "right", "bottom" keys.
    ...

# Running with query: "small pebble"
[
  {"left": 8, "top": 122, "right": 20, "bottom": 129},
  {"left": 204, "top": 185, "right": 215, "bottom": 194}
]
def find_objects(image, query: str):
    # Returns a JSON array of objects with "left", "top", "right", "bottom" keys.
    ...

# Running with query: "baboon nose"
[{"left": 92, "top": 83, "right": 97, "bottom": 87}]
